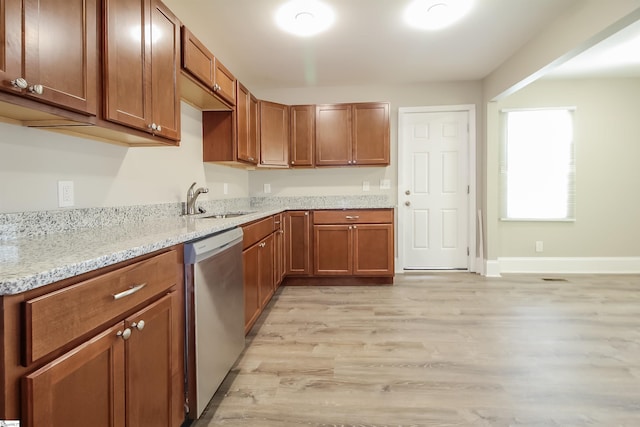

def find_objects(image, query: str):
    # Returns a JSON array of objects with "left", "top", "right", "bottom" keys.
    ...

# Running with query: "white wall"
[
  {"left": 0, "top": 103, "right": 249, "bottom": 213},
  {"left": 495, "top": 77, "right": 640, "bottom": 258}
]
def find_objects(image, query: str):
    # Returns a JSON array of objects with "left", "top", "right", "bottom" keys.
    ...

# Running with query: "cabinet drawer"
[
  {"left": 313, "top": 209, "right": 393, "bottom": 224},
  {"left": 242, "top": 216, "right": 275, "bottom": 249},
  {"left": 24, "top": 249, "right": 179, "bottom": 364}
]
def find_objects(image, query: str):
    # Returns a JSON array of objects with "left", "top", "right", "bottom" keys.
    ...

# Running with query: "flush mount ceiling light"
[
  {"left": 275, "top": 0, "right": 335, "bottom": 37},
  {"left": 404, "top": 0, "right": 474, "bottom": 31}
]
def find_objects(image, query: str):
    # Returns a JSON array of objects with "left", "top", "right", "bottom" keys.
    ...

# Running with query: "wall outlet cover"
[
  {"left": 362, "top": 181, "right": 370, "bottom": 191},
  {"left": 58, "top": 181, "right": 74, "bottom": 207},
  {"left": 264, "top": 183, "right": 271, "bottom": 194}
]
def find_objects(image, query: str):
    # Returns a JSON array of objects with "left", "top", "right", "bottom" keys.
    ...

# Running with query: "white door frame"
[{"left": 397, "top": 105, "right": 477, "bottom": 273}]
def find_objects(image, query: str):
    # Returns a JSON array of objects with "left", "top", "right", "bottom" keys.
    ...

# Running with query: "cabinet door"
[
  {"left": 285, "top": 211, "right": 312, "bottom": 275},
  {"left": 0, "top": 0, "right": 22, "bottom": 94},
  {"left": 314, "top": 225, "right": 352, "bottom": 275},
  {"left": 236, "top": 82, "right": 252, "bottom": 163},
  {"left": 352, "top": 102, "right": 390, "bottom": 165},
  {"left": 243, "top": 244, "right": 260, "bottom": 333},
  {"left": 315, "top": 104, "right": 352, "bottom": 166},
  {"left": 260, "top": 100, "right": 289, "bottom": 167},
  {"left": 258, "top": 234, "right": 275, "bottom": 309},
  {"left": 274, "top": 229, "right": 285, "bottom": 288},
  {"left": 353, "top": 224, "right": 394, "bottom": 276},
  {"left": 149, "top": 0, "right": 180, "bottom": 140},
  {"left": 125, "top": 294, "right": 175, "bottom": 427},
  {"left": 290, "top": 105, "right": 315, "bottom": 167},
  {"left": 181, "top": 26, "right": 214, "bottom": 89},
  {"left": 213, "top": 58, "right": 236, "bottom": 106},
  {"left": 23, "top": 323, "right": 126, "bottom": 427},
  {"left": 104, "top": 0, "right": 151, "bottom": 131},
  {"left": 249, "top": 93, "right": 260, "bottom": 163},
  {"left": 23, "top": 0, "right": 97, "bottom": 114}
]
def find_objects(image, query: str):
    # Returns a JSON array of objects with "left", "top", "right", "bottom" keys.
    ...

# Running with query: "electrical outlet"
[
  {"left": 264, "top": 183, "right": 271, "bottom": 194},
  {"left": 362, "top": 181, "right": 370, "bottom": 191},
  {"left": 380, "top": 179, "right": 391, "bottom": 190},
  {"left": 58, "top": 181, "right": 74, "bottom": 207},
  {"left": 535, "top": 241, "right": 544, "bottom": 253},
  {"left": 223, "top": 183, "right": 228, "bottom": 195}
]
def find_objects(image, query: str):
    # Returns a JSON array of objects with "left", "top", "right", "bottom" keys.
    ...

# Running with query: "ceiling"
[{"left": 166, "top": 0, "right": 640, "bottom": 90}]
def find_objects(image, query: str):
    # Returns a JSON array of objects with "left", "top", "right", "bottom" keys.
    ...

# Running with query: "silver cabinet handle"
[
  {"left": 131, "top": 320, "right": 145, "bottom": 331},
  {"left": 113, "top": 283, "right": 146, "bottom": 300},
  {"left": 28, "top": 84, "right": 44, "bottom": 95},
  {"left": 117, "top": 328, "right": 132, "bottom": 340},
  {"left": 345, "top": 215, "right": 360, "bottom": 220},
  {"left": 11, "top": 78, "right": 28, "bottom": 89}
]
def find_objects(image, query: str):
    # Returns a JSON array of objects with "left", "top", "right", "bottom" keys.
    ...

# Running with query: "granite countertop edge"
[{"left": 0, "top": 204, "right": 395, "bottom": 295}]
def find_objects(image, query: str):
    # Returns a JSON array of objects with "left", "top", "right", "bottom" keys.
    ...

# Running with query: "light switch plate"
[{"left": 223, "top": 183, "right": 228, "bottom": 195}]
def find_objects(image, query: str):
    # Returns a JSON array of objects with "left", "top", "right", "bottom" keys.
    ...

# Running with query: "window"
[{"left": 501, "top": 108, "right": 575, "bottom": 221}]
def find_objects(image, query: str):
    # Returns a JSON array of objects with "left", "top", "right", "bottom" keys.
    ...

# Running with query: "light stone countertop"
[
  {"left": 0, "top": 208, "right": 282, "bottom": 296},
  {"left": 0, "top": 197, "right": 395, "bottom": 296}
]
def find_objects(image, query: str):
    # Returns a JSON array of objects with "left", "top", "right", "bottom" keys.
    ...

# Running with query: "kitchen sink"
[{"left": 200, "top": 212, "right": 254, "bottom": 219}]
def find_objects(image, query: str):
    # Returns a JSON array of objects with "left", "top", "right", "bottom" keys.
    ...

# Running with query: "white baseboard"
[
  {"left": 484, "top": 260, "right": 502, "bottom": 277},
  {"left": 497, "top": 257, "right": 640, "bottom": 274}
]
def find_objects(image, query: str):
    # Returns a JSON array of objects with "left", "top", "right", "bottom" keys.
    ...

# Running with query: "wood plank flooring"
[{"left": 193, "top": 273, "right": 640, "bottom": 427}]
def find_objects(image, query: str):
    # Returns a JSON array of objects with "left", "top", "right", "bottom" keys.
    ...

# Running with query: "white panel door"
[{"left": 401, "top": 111, "right": 469, "bottom": 269}]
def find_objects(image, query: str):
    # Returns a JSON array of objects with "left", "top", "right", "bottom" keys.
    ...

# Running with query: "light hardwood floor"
[{"left": 194, "top": 273, "right": 640, "bottom": 427}]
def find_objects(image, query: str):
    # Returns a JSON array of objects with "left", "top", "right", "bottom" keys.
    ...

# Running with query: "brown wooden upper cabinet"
[
  {"left": 259, "top": 101, "right": 289, "bottom": 168},
  {"left": 0, "top": 0, "right": 98, "bottom": 115},
  {"left": 181, "top": 26, "right": 236, "bottom": 107},
  {"left": 289, "top": 105, "right": 315, "bottom": 167},
  {"left": 203, "top": 80, "right": 258, "bottom": 165},
  {"left": 104, "top": 0, "right": 181, "bottom": 142},
  {"left": 315, "top": 102, "right": 390, "bottom": 167},
  {"left": 236, "top": 81, "right": 259, "bottom": 164}
]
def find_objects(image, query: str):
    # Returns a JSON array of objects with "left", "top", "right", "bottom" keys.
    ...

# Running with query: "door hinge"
[
  {"left": 467, "top": 185, "right": 470, "bottom": 194},
  {"left": 467, "top": 247, "right": 470, "bottom": 256}
]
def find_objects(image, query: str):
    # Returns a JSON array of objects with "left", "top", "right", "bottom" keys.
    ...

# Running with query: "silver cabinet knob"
[
  {"left": 28, "top": 84, "right": 44, "bottom": 95},
  {"left": 405, "top": 201, "right": 411, "bottom": 206},
  {"left": 405, "top": 190, "right": 411, "bottom": 195},
  {"left": 117, "top": 328, "right": 132, "bottom": 340},
  {"left": 156, "top": 125, "right": 161, "bottom": 132},
  {"left": 11, "top": 78, "right": 28, "bottom": 89},
  {"left": 131, "top": 320, "right": 145, "bottom": 331},
  {"left": 291, "top": 161, "right": 295, "bottom": 164}
]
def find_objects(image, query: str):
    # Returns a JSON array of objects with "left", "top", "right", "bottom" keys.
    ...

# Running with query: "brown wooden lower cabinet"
[
  {"left": 0, "top": 247, "right": 185, "bottom": 426},
  {"left": 312, "top": 209, "right": 395, "bottom": 277},
  {"left": 23, "top": 294, "right": 177, "bottom": 427},
  {"left": 284, "top": 210, "right": 312, "bottom": 275},
  {"left": 242, "top": 216, "right": 276, "bottom": 334},
  {"left": 274, "top": 214, "right": 286, "bottom": 287}
]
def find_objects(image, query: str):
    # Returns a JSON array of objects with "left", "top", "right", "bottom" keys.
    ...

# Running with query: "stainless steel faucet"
[{"left": 186, "top": 182, "right": 209, "bottom": 215}]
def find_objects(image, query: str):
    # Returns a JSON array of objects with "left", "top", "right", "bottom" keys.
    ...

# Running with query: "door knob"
[
  {"left": 28, "top": 84, "right": 44, "bottom": 95},
  {"left": 131, "top": 320, "right": 145, "bottom": 331},
  {"left": 405, "top": 201, "right": 411, "bottom": 206},
  {"left": 405, "top": 190, "right": 411, "bottom": 195},
  {"left": 11, "top": 78, "right": 28, "bottom": 89},
  {"left": 117, "top": 328, "right": 132, "bottom": 340}
]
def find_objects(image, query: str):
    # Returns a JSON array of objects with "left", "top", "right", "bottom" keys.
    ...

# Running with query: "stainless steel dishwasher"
[{"left": 184, "top": 227, "right": 244, "bottom": 420}]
